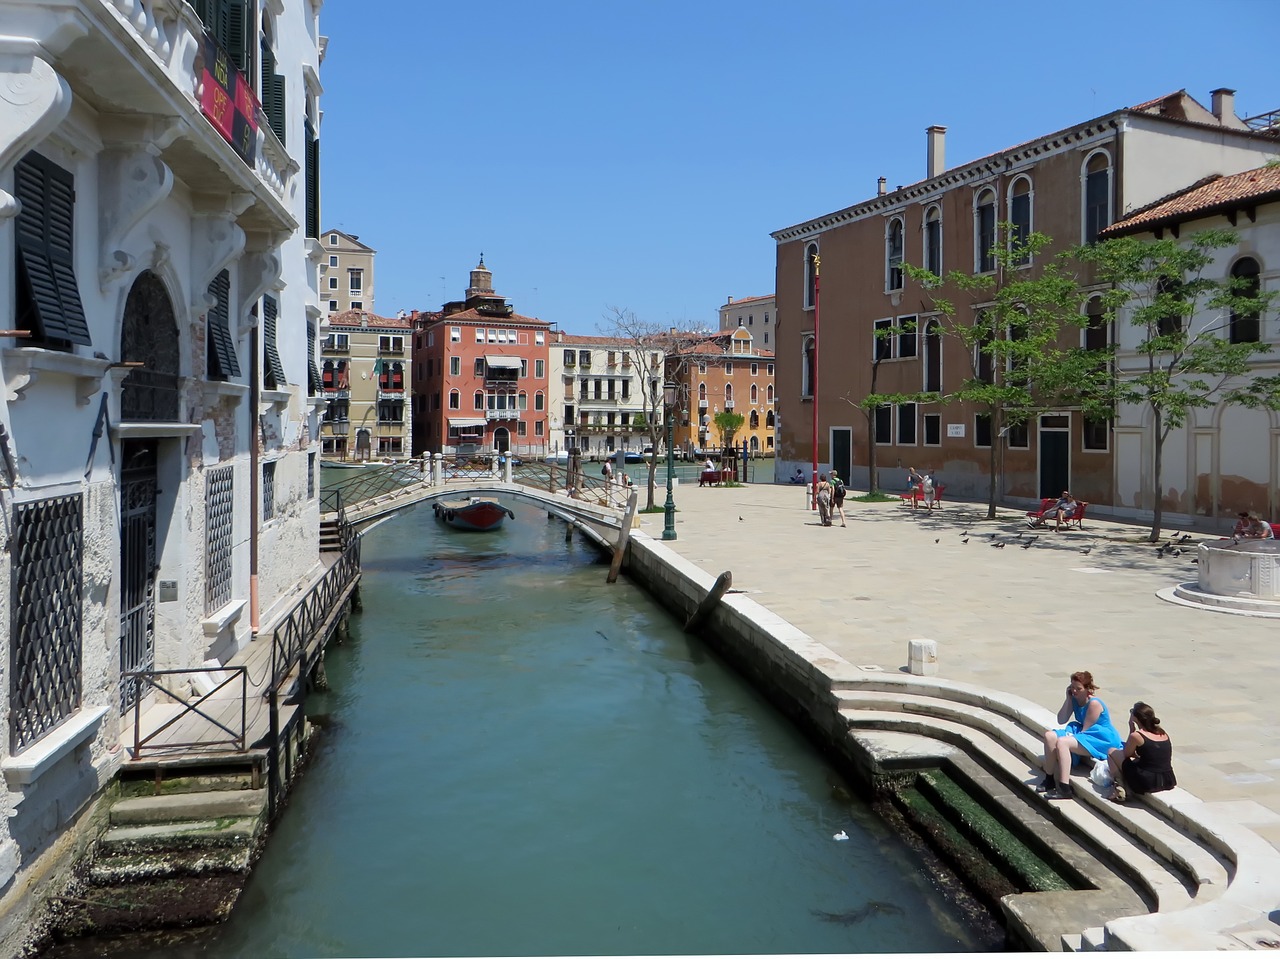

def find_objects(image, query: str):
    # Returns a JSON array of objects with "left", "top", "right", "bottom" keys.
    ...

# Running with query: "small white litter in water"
[{"left": 833, "top": 830, "right": 849, "bottom": 841}]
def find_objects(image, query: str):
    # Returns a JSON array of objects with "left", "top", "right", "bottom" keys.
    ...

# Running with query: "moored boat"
[{"left": 433, "top": 497, "right": 515, "bottom": 531}]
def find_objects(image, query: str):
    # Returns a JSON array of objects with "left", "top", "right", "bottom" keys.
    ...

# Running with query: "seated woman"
[
  {"left": 1039, "top": 670, "right": 1124, "bottom": 800},
  {"left": 1028, "top": 491, "right": 1077, "bottom": 530},
  {"left": 1106, "top": 702, "right": 1176, "bottom": 803},
  {"left": 1233, "top": 511, "right": 1274, "bottom": 541},
  {"left": 790, "top": 467, "right": 806, "bottom": 485}
]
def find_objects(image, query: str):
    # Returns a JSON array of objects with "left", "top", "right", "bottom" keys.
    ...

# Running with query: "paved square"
[{"left": 638, "top": 479, "right": 1280, "bottom": 854}]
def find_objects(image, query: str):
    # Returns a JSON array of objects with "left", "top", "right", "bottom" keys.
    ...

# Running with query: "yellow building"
[
  {"left": 319, "top": 310, "right": 413, "bottom": 461},
  {"left": 669, "top": 328, "right": 775, "bottom": 457}
]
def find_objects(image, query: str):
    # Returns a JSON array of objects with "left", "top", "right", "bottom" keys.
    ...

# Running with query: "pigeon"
[
  {"left": 1173, "top": 548, "right": 1183, "bottom": 557},
  {"left": 1191, "top": 557, "right": 1199, "bottom": 564},
  {"left": 1080, "top": 546, "right": 1093, "bottom": 555},
  {"left": 961, "top": 537, "right": 970, "bottom": 544},
  {"left": 1021, "top": 541, "right": 1034, "bottom": 549},
  {"left": 960, "top": 530, "right": 971, "bottom": 537},
  {"left": 739, "top": 516, "right": 744, "bottom": 522},
  {"left": 991, "top": 542, "right": 1006, "bottom": 549},
  {"left": 1178, "top": 533, "right": 1192, "bottom": 543},
  {"left": 934, "top": 538, "right": 940, "bottom": 544}
]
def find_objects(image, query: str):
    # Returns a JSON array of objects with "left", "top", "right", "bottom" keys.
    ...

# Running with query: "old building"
[
  {"left": 669, "top": 328, "right": 776, "bottom": 457},
  {"left": 719, "top": 293, "right": 777, "bottom": 350},
  {"left": 549, "top": 332, "right": 661, "bottom": 458},
  {"left": 772, "top": 89, "right": 1279, "bottom": 505},
  {"left": 320, "top": 229, "right": 376, "bottom": 315},
  {"left": 0, "top": 0, "right": 326, "bottom": 938},
  {"left": 1100, "top": 164, "right": 1280, "bottom": 524},
  {"left": 319, "top": 310, "right": 413, "bottom": 461},
  {"left": 410, "top": 259, "right": 550, "bottom": 457}
]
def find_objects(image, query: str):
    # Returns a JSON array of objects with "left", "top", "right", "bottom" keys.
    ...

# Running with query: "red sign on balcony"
[{"left": 200, "top": 32, "right": 258, "bottom": 167}]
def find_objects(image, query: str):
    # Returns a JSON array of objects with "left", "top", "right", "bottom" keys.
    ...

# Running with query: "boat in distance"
[{"left": 433, "top": 497, "right": 515, "bottom": 532}]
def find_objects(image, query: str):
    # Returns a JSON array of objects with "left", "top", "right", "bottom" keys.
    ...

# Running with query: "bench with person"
[
  {"left": 899, "top": 484, "right": 945, "bottom": 508},
  {"left": 1027, "top": 495, "right": 1087, "bottom": 530},
  {"left": 699, "top": 468, "right": 731, "bottom": 487}
]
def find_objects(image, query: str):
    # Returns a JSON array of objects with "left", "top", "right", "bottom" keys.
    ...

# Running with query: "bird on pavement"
[
  {"left": 935, "top": 538, "right": 940, "bottom": 544},
  {"left": 960, "top": 530, "right": 971, "bottom": 537},
  {"left": 1080, "top": 546, "right": 1093, "bottom": 555},
  {"left": 739, "top": 516, "right": 744, "bottom": 521},
  {"left": 991, "top": 542, "right": 1006, "bottom": 549},
  {"left": 1021, "top": 541, "right": 1034, "bottom": 549},
  {"left": 961, "top": 537, "right": 970, "bottom": 544}
]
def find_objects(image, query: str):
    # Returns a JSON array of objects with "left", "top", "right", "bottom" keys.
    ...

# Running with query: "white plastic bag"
[{"left": 1090, "top": 763, "right": 1113, "bottom": 789}]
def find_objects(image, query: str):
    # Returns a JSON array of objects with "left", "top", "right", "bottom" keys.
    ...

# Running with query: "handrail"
[
  {"left": 512, "top": 462, "right": 631, "bottom": 511},
  {"left": 320, "top": 460, "right": 432, "bottom": 511},
  {"left": 270, "top": 534, "right": 362, "bottom": 692},
  {"left": 127, "top": 666, "right": 249, "bottom": 756}
]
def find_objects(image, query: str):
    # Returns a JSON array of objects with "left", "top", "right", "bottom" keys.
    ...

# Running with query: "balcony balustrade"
[{"left": 484, "top": 409, "right": 520, "bottom": 421}]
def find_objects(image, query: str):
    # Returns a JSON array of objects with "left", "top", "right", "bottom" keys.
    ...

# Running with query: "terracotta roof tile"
[
  {"left": 326, "top": 309, "right": 412, "bottom": 330},
  {"left": 723, "top": 294, "right": 774, "bottom": 305},
  {"left": 1102, "top": 165, "right": 1280, "bottom": 236},
  {"left": 433, "top": 308, "right": 549, "bottom": 326}
]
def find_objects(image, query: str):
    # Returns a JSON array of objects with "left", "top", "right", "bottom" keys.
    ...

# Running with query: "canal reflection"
[{"left": 61, "top": 497, "right": 981, "bottom": 957}]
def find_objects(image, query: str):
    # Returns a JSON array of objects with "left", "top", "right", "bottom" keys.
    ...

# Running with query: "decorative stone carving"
[
  {"left": 0, "top": 45, "right": 72, "bottom": 219},
  {"left": 237, "top": 247, "right": 283, "bottom": 335},
  {"left": 189, "top": 210, "right": 246, "bottom": 312},
  {"left": 98, "top": 139, "right": 175, "bottom": 288}
]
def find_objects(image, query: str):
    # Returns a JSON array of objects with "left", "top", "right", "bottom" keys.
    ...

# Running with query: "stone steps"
[{"left": 110, "top": 788, "right": 266, "bottom": 826}]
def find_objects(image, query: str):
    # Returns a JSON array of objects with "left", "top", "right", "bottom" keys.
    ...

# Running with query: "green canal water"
[{"left": 82, "top": 496, "right": 982, "bottom": 956}]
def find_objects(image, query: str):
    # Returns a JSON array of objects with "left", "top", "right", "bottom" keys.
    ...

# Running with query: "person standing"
[
  {"left": 907, "top": 467, "right": 934, "bottom": 511},
  {"left": 816, "top": 473, "right": 833, "bottom": 527},
  {"left": 1106, "top": 702, "right": 1176, "bottom": 804},
  {"left": 830, "top": 470, "right": 848, "bottom": 528}
]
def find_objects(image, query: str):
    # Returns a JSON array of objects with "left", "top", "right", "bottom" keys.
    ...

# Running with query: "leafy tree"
[
  {"left": 881, "top": 229, "right": 1112, "bottom": 519},
  {"left": 1075, "top": 229, "right": 1279, "bottom": 541},
  {"left": 713, "top": 410, "right": 744, "bottom": 450}
]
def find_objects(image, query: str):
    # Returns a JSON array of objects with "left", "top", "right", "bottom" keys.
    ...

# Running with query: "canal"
[{"left": 76, "top": 494, "right": 983, "bottom": 956}]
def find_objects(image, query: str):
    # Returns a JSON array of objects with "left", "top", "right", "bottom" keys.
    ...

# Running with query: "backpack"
[
  {"left": 832, "top": 476, "right": 845, "bottom": 497},
  {"left": 601, "top": 464, "right": 609, "bottom": 476}
]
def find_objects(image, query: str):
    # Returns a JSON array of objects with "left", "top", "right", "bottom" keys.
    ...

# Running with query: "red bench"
[
  {"left": 1027, "top": 498, "right": 1087, "bottom": 529},
  {"left": 699, "top": 469, "right": 731, "bottom": 487},
  {"left": 899, "top": 484, "right": 945, "bottom": 509}
]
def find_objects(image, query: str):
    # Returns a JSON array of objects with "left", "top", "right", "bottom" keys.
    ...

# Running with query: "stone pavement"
[{"left": 635, "top": 480, "right": 1280, "bottom": 855}]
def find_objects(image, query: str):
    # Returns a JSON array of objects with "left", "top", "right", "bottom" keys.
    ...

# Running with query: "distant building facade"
[
  {"left": 669, "top": 328, "right": 776, "bottom": 456},
  {"left": 320, "top": 229, "right": 375, "bottom": 314},
  {"left": 550, "top": 333, "right": 662, "bottom": 456},
  {"left": 719, "top": 294, "right": 777, "bottom": 350},
  {"left": 411, "top": 260, "right": 550, "bottom": 456},
  {"left": 319, "top": 311, "right": 413, "bottom": 461}
]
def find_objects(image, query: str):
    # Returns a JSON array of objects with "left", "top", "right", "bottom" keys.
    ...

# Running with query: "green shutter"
[
  {"left": 206, "top": 269, "right": 240, "bottom": 379},
  {"left": 262, "top": 295, "right": 286, "bottom": 389},
  {"left": 226, "top": 0, "right": 251, "bottom": 77},
  {"left": 304, "top": 118, "right": 319, "bottom": 239},
  {"left": 306, "top": 322, "right": 321, "bottom": 394},
  {"left": 260, "top": 41, "right": 286, "bottom": 146},
  {"left": 13, "top": 153, "right": 91, "bottom": 346}
]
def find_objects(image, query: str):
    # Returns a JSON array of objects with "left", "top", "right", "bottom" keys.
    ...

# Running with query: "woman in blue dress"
[{"left": 1038, "top": 670, "right": 1123, "bottom": 800}]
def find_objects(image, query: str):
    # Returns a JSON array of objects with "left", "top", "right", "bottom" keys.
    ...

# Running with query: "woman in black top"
[{"left": 1107, "top": 702, "right": 1176, "bottom": 803}]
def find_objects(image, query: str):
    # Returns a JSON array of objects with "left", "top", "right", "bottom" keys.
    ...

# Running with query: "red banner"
[{"left": 200, "top": 32, "right": 258, "bottom": 167}]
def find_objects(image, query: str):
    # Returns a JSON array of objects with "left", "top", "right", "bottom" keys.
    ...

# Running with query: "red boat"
[{"left": 432, "top": 497, "right": 514, "bottom": 532}]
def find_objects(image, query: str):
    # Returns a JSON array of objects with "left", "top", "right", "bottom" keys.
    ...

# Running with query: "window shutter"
[
  {"left": 226, "top": 0, "right": 251, "bottom": 78},
  {"left": 262, "top": 295, "right": 286, "bottom": 389},
  {"left": 261, "top": 41, "right": 286, "bottom": 145},
  {"left": 14, "top": 153, "right": 91, "bottom": 346},
  {"left": 206, "top": 269, "right": 240, "bottom": 379},
  {"left": 306, "top": 323, "right": 321, "bottom": 394},
  {"left": 304, "top": 117, "right": 320, "bottom": 239}
]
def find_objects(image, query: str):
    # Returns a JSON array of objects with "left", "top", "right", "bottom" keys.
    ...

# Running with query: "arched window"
[
  {"left": 473, "top": 390, "right": 484, "bottom": 410},
  {"left": 804, "top": 242, "right": 819, "bottom": 309},
  {"left": 1084, "top": 296, "right": 1109, "bottom": 351},
  {"left": 975, "top": 188, "right": 996, "bottom": 272},
  {"left": 535, "top": 391, "right": 545, "bottom": 411},
  {"left": 725, "top": 383, "right": 734, "bottom": 404},
  {"left": 750, "top": 384, "right": 758, "bottom": 403},
  {"left": 766, "top": 410, "right": 775, "bottom": 428},
  {"left": 801, "top": 335, "right": 815, "bottom": 397},
  {"left": 924, "top": 205, "right": 942, "bottom": 277},
  {"left": 767, "top": 383, "right": 774, "bottom": 404},
  {"left": 749, "top": 410, "right": 759, "bottom": 429},
  {"left": 886, "top": 217, "right": 904, "bottom": 290},
  {"left": 322, "top": 360, "right": 335, "bottom": 389},
  {"left": 698, "top": 382, "right": 707, "bottom": 400},
  {"left": 1229, "top": 258, "right": 1262, "bottom": 344},
  {"left": 1009, "top": 176, "right": 1032, "bottom": 265},
  {"left": 518, "top": 391, "right": 528, "bottom": 410},
  {"left": 449, "top": 389, "right": 460, "bottom": 409},
  {"left": 1155, "top": 276, "right": 1184, "bottom": 337},
  {"left": 1083, "top": 151, "right": 1112, "bottom": 243}
]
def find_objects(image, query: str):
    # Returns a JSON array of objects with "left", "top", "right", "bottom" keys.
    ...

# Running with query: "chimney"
[
  {"left": 927, "top": 125, "right": 947, "bottom": 178},
  {"left": 1210, "top": 88, "right": 1236, "bottom": 123},
  {"left": 877, "top": 176, "right": 887, "bottom": 196},
  {"left": 726, "top": 295, "right": 733, "bottom": 304}
]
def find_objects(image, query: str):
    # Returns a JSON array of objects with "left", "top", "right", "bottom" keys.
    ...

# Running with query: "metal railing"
[
  {"left": 270, "top": 535, "right": 361, "bottom": 692},
  {"left": 513, "top": 461, "right": 631, "bottom": 511},
  {"left": 320, "top": 460, "right": 432, "bottom": 510},
  {"left": 127, "top": 666, "right": 249, "bottom": 757}
]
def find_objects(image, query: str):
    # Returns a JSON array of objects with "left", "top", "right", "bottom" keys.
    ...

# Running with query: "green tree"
[
  {"left": 885, "top": 229, "right": 1112, "bottom": 519},
  {"left": 1075, "top": 229, "right": 1279, "bottom": 541},
  {"left": 713, "top": 410, "right": 744, "bottom": 450}
]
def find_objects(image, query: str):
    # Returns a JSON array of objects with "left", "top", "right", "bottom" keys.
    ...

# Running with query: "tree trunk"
[
  {"left": 865, "top": 410, "right": 878, "bottom": 494},
  {"left": 1149, "top": 409, "right": 1165, "bottom": 543},
  {"left": 985, "top": 406, "right": 1000, "bottom": 520}
]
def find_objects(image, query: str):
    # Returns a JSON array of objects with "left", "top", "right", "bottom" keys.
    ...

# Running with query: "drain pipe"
[{"left": 249, "top": 321, "right": 260, "bottom": 634}]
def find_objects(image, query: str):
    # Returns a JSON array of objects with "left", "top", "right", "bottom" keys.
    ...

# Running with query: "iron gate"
[{"left": 120, "top": 440, "right": 158, "bottom": 712}]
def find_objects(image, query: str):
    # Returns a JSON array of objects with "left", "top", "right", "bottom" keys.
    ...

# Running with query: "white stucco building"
[
  {"left": 0, "top": 0, "right": 326, "bottom": 939},
  {"left": 548, "top": 332, "right": 665, "bottom": 457},
  {"left": 1101, "top": 164, "right": 1280, "bottom": 526}
]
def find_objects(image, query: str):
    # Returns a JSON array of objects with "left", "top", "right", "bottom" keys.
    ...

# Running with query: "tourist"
[
  {"left": 1233, "top": 511, "right": 1274, "bottom": 541},
  {"left": 907, "top": 467, "right": 934, "bottom": 511},
  {"left": 601, "top": 458, "right": 613, "bottom": 489},
  {"left": 704, "top": 456, "right": 715, "bottom": 472},
  {"left": 830, "top": 470, "right": 848, "bottom": 528},
  {"left": 815, "top": 473, "right": 832, "bottom": 527},
  {"left": 1029, "top": 490, "right": 1077, "bottom": 530},
  {"left": 1106, "top": 702, "right": 1176, "bottom": 804},
  {"left": 790, "top": 467, "right": 806, "bottom": 485},
  {"left": 1038, "top": 670, "right": 1124, "bottom": 800}
]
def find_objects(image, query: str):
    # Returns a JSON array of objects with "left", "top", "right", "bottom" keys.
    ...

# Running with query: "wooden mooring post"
[
  {"left": 684, "top": 570, "right": 732, "bottom": 632},
  {"left": 606, "top": 490, "right": 640, "bottom": 583}
]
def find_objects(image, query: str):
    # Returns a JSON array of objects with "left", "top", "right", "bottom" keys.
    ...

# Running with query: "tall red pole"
[{"left": 811, "top": 255, "right": 820, "bottom": 510}]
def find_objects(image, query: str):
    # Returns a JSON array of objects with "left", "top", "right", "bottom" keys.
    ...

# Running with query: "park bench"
[
  {"left": 899, "top": 484, "right": 945, "bottom": 509},
  {"left": 1026, "top": 498, "right": 1087, "bottom": 529},
  {"left": 699, "top": 469, "right": 732, "bottom": 487}
]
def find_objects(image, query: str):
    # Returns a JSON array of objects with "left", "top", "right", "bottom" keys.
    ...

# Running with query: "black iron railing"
[
  {"left": 127, "top": 666, "right": 248, "bottom": 756},
  {"left": 270, "top": 534, "right": 361, "bottom": 692}
]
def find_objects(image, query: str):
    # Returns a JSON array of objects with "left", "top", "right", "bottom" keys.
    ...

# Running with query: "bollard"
[{"left": 907, "top": 639, "right": 938, "bottom": 676}]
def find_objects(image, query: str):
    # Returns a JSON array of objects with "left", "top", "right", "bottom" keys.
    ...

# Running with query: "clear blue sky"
[{"left": 317, "top": 0, "right": 1279, "bottom": 334}]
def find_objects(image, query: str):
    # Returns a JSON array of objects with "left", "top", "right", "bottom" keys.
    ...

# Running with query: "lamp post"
[{"left": 663, "top": 380, "right": 678, "bottom": 541}]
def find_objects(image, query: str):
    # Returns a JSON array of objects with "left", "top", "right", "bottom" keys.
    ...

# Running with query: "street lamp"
[{"left": 663, "top": 380, "right": 678, "bottom": 541}]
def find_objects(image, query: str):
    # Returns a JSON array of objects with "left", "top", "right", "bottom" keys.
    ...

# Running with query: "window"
[
  {"left": 725, "top": 362, "right": 734, "bottom": 375},
  {"left": 328, "top": 300, "right": 338, "bottom": 312},
  {"left": 534, "top": 391, "right": 545, "bottom": 411},
  {"left": 579, "top": 350, "right": 591, "bottom": 367},
  {"left": 873, "top": 319, "right": 895, "bottom": 360},
  {"left": 327, "top": 276, "right": 338, "bottom": 290},
  {"left": 898, "top": 315, "right": 918, "bottom": 359},
  {"left": 698, "top": 361, "right": 707, "bottom": 374},
  {"left": 1083, "top": 152, "right": 1112, "bottom": 244},
  {"left": 323, "top": 396, "right": 348, "bottom": 422},
  {"left": 203, "top": 467, "right": 235, "bottom": 617},
  {"left": 262, "top": 296, "right": 286, "bottom": 389},
  {"left": 1229, "top": 258, "right": 1262, "bottom": 344},
  {"left": 450, "top": 327, "right": 461, "bottom": 342},
  {"left": 449, "top": 390, "right": 460, "bottom": 409},
  {"left": 1009, "top": 176, "right": 1032, "bottom": 265},
  {"left": 748, "top": 315, "right": 754, "bottom": 326},
  {"left": 329, "top": 233, "right": 338, "bottom": 245},
  {"left": 974, "top": 311, "right": 994, "bottom": 384},
  {"left": 474, "top": 358, "right": 484, "bottom": 377},
  {"left": 924, "top": 205, "right": 942, "bottom": 277},
  {"left": 206, "top": 270, "right": 240, "bottom": 379},
  {"left": 476, "top": 328, "right": 485, "bottom": 343},
  {"left": 305, "top": 116, "right": 320, "bottom": 240},
  {"left": 10, "top": 494, "right": 84, "bottom": 752},
  {"left": 923, "top": 414, "right": 941, "bottom": 446},
  {"left": 804, "top": 242, "right": 819, "bottom": 309},
  {"left": 535, "top": 421, "right": 544, "bottom": 436},
  {"left": 520, "top": 359, "right": 528, "bottom": 378},
  {"left": 322, "top": 332, "right": 348, "bottom": 352},
  {"left": 518, "top": 392, "right": 528, "bottom": 410},
  {"left": 262, "top": 461, "right": 276, "bottom": 521},
  {"left": 886, "top": 217, "right": 904, "bottom": 290},
  {"left": 328, "top": 255, "right": 338, "bottom": 267},
  {"left": 767, "top": 364, "right": 774, "bottom": 376},
  {"left": 450, "top": 356, "right": 461, "bottom": 375},
  {"left": 767, "top": 384, "right": 774, "bottom": 403},
  {"left": 874, "top": 406, "right": 892, "bottom": 444},
  {"left": 751, "top": 363, "right": 759, "bottom": 376},
  {"left": 801, "top": 336, "right": 815, "bottom": 397},
  {"left": 473, "top": 391, "right": 484, "bottom": 410},
  {"left": 534, "top": 359, "right": 544, "bottom": 378},
  {"left": 13, "top": 152, "right": 91, "bottom": 346},
  {"left": 923, "top": 319, "right": 942, "bottom": 392},
  {"left": 975, "top": 188, "right": 996, "bottom": 272},
  {"left": 1084, "top": 417, "right": 1110, "bottom": 451},
  {"left": 725, "top": 383, "right": 734, "bottom": 405},
  {"left": 535, "top": 330, "right": 544, "bottom": 345},
  {"left": 974, "top": 413, "right": 992, "bottom": 448},
  {"left": 308, "top": 452, "right": 316, "bottom": 499},
  {"left": 260, "top": 24, "right": 286, "bottom": 144},
  {"left": 1084, "top": 297, "right": 1109, "bottom": 351},
  {"left": 750, "top": 384, "right": 758, "bottom": 402},
  {"left": 350, "top": 301, "right": 362, "bottom": 311},
  {"left": 1007, "top": 423, "right": 1029, "bottom": 449},
  {"left": 348, "top": 271, "right": 363, "bottom": 295},
  {"left": 379, "top": 335, "right": 403, "bottom": 353},
  {"left": 897, "top": 403, "right": 916, "bottom": 445},
  {"left": 1156, "top": 277, "right": 1184, "bottom": 337}
]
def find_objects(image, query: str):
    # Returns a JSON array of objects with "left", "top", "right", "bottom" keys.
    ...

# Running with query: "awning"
[
  {"left": 448, "top": 418, "right": 487, "bottom": 428},
  {"left": 484, "top": 355, "right": 522, "bottom": 370}
]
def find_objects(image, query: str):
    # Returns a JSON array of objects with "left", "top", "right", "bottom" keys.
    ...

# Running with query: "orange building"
[
  {"left": 669, "top": 328, "right": 775, "bottom": 457},
  {"left": 410, "top": 259, "right": 551, "bottom": 456}
]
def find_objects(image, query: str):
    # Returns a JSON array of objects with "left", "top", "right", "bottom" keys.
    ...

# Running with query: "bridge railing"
[
  {"left": 513, "top": 462, "right": 630, "bottom": 511},
  {"left": 320, "top": 460, "right": 433, "bottom": 511}
]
